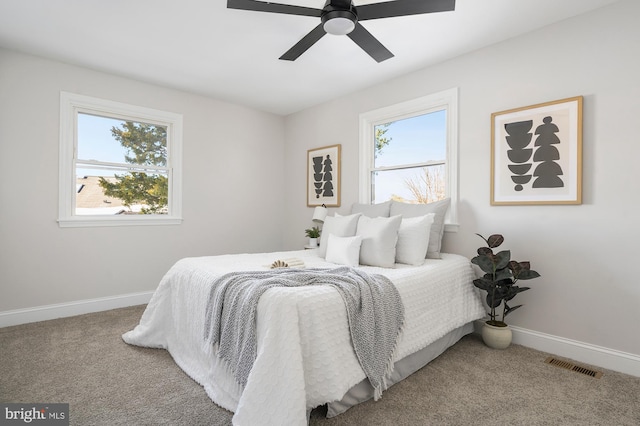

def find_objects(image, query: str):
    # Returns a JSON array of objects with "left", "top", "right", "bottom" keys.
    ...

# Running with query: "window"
[
  {"left": 59, "top": 92, "right": 183, "bottom": 227},
  {"left": 359, "top": 88, "right": 458, "bottom": 229}
]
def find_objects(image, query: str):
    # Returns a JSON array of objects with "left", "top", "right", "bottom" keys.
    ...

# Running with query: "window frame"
[
  {"left": 58, "top": 92, "right": 183, "bottom": 227},
  {"left": 358, "top": 87, "right": 458, "bottom": 231}
]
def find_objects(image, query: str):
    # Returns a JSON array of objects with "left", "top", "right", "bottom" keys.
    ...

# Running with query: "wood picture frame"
[
  {"left": 307, "top": 144, "right": 341, "bottom": 207},
  {"left": 491, "top": 96, "right": 583, "bottom": 205}
]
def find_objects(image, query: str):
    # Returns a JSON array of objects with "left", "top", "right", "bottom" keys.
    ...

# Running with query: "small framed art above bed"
[
  {"left": 307, "top": 144, "right": 340, "bottom": 207},
  {"left": 123, "top": 199, "right": 485, "bottom": 426}
]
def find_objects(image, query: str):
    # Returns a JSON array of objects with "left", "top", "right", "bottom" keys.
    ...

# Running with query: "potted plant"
[
  {"left": 305, "top": 226, "right": 321, "bottom": 248},
  {"left": 471, "top": 233, "right": 540, "bottom": 349}
]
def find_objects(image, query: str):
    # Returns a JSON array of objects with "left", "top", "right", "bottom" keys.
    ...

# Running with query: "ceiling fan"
[{"left": 227, "top": 0, "right": 455, "bottom": 62}]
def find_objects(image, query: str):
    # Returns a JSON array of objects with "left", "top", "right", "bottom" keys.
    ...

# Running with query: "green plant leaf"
[
  {"left": 477, "top": 247, "right": 493, "bottom": 256},
  {"left": 494, "top": 250, "right": 511, "bottom": 269},
  {"left": 486, "top": 293, "right": 503, "bottom": 308},
  {"left": 495, "top": 269, "right": 513, "bottom": 282},
  {"left": 471, "top": 255, "right": 496, "bottom": 274},
  {"left": 495, "top": 286, "right": 510, "bottom": 297},
  {"left": 508, "top": 260, "right": 521, "bottom": 274},
  {"left": 504, "top": 304, "right": 523, "bottom": 317},
  {"left": 487, "top": 234, "right": 504, "bottom": 248},
  {"left": 473, "top": 277, "right": 494, "bottom": 291},
  {"left": 505, "top": 286, "right": 530, "bottom": 301},
  {"left": 503, "top": 287, "right": 519, "bottom": 301},
  {"left": 304, "top": 226, "right": 321, "bottom": 238},
  {"left": 516, "top": 270, "right": 540, "bottom": 280},
  {"left": 501, "top": 278, "right": 515, "bottom": 286}
]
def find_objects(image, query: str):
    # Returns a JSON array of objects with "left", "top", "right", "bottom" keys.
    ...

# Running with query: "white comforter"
[{"left": 123, "top": 250, "right": 485, "bottom": 426}]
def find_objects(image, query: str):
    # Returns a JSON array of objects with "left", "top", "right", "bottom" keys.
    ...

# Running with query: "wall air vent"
[{"left": 544, "top": 356, "right": 603, "bottom": 379}]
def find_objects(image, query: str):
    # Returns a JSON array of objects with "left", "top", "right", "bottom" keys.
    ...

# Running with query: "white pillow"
[
  {"left": 350, "top": 201, "right": 391, "bottom": 218},
  {"left": 318, "top": 213, "right": 361, "bottom": 258},
  {"left": 390, "top": 198, "right": 450, "bottom": 259},
  {"left": 395, "top": 214, "right": 435, "bottom": 266},
  {"left": 355, "top": 215, "right": 402, "bottom": 268},
  {"left": 325, "top": 234, "right": 362, "bottom": 267}
]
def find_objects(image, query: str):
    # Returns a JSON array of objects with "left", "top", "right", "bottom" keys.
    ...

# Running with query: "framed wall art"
[
  {"left": 491, "top": 96, "right": 583, "bottom": 205},
  {"left": 307, "top": 144, "right": 340, "bottom": 207}
]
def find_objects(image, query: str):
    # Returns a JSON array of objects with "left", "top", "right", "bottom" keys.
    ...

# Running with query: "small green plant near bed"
[
  {"left": 471, "top": 233, "right": 540, "bottom": 327},
  {"left": 304, "top": 226, "right": 321, "bottom": 238}
]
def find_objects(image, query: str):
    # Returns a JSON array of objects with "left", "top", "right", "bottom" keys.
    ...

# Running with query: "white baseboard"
[
  {"left": 0, "top": 291, "right": 154, "bottom": 328},
  {"left": 511, "top": 325, "right": 640, "bottom": 377},
  {"left": 474, "top": 321, "right": 640, "bottom": 378}
]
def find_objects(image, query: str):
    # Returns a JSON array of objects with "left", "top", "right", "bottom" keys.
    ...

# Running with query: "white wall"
[
  {"left": 283, "top": 0, "right": 640, "bottom": 357},
  {"left": 0, "top": 48, "right": 286, "bottom": 312}
]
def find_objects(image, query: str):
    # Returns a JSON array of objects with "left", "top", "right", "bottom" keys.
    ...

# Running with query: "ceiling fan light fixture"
[
  {"left": 322, "top": 10, "right": 356, "bottom": 35},
  {"left": 323, "top": 17, "right": 355, "bottom": 35}
]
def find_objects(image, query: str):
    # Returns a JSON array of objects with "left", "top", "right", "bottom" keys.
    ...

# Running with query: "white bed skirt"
[{"left": 326, "top": 322, "right": 474, "bottom": 417}]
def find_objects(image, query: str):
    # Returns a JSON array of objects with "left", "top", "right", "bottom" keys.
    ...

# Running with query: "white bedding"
[{"left": 123, "top": 250, "right": 485, "bottom": 426}]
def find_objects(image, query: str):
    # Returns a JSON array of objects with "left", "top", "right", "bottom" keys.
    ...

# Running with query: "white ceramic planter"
[
  {"left": 481, "top": 322, "right": 512, "bottom": 349},
  {"left": 308, "top": 238, "right": 318, "bottom": 248}
]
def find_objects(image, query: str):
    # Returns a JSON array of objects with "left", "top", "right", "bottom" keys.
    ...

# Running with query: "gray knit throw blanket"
[{"left": 203, "top": 266, "right": 405, "bottom": 399}]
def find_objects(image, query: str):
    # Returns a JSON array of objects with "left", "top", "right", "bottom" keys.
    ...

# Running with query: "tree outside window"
[
  {"left": 59, "top": 92, "right": 182, "bottom": 227},
  {"left": 76, "top": 114, "right": 169, "bottom": 215}
]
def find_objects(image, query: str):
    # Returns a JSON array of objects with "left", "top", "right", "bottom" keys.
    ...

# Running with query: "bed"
[
  {"left": 124, "top": 200, "right": 486, "bottom": 424},
  {"left": 122, "top": 248, "right": 485, "bottom": 425}
]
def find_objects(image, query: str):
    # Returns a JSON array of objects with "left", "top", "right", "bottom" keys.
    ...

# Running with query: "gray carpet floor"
[{"left": 1, "top": 305, "right": 639, "bottom": 425}]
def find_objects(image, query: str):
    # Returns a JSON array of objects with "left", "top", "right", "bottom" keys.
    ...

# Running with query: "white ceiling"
[{"left": 0, "top": 0, "right": 620, "bottom": 115}]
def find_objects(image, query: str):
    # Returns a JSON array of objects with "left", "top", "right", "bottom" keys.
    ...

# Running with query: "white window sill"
[
  {"left": 444, "top": 223, "right": 459, "bottom": 233},
  {"left": 58, "top": 216, "right": 182, "bottom": 228}
]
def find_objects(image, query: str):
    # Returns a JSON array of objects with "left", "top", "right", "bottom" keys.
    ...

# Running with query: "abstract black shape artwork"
[
  {"left": 503, "top": 116, "right": 565, "bottom": 192},
  {"left": 312, "top": 154, "right": 334, "bottom": 198},
  {"left": 491, "top": 97, "right": 583, "bottom": 205},
  {"left": 532, "top": 116, "right": 564, "bottom": 188},
  {"left": 307, "top": 144, "right": 341, "bottom": 207},
  {"left": 312, "top": 156, "right": 324, "bottom": 198},
  {"left": 504, "top": 120, "right": 534, "bottom": 192}
]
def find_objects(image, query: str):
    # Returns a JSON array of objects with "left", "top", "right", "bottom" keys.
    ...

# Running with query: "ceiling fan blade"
[
  {"left": 227, "top": 0, "right": 321, "bottom": 18},
  {"left": 347, "top": 23, "right": 394, "bottom": 63},
  {"left": 279, "top": 24, "right": 326, "bottom": 61},
  {"left": 357, "top": 0, "right": 455, "bottom": 21}
]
